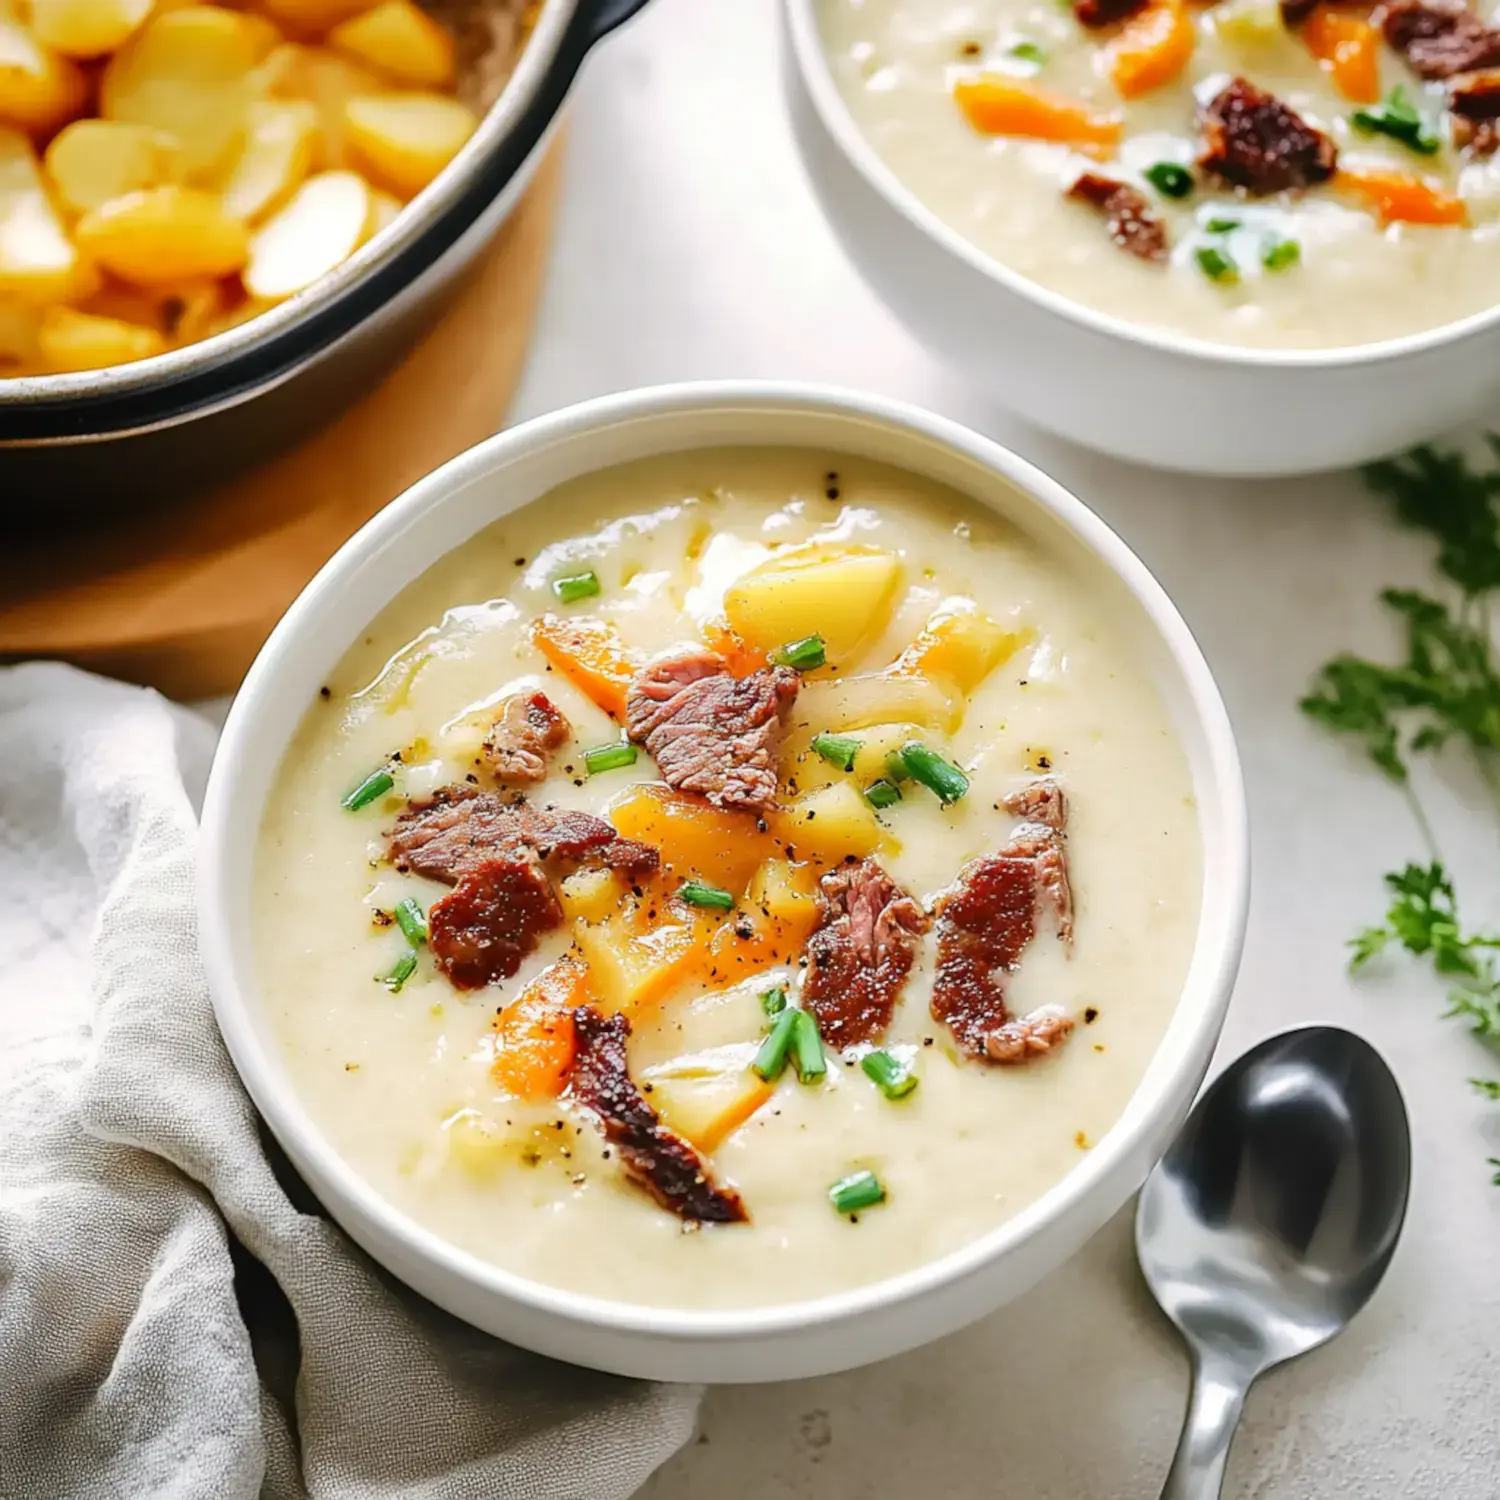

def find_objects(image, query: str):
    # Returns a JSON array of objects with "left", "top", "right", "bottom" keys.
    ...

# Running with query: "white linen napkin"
[{"left": 0, "top": 663, "right": 698, "bottom": 1500}]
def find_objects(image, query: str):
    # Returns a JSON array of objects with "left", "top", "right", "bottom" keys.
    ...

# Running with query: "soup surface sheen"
[
  {"left": 255, "top": 449, "right": 1201, "bottom": 1310},
  {"left": 817, "top": 0, "right": 1500, "bottom": 349}
]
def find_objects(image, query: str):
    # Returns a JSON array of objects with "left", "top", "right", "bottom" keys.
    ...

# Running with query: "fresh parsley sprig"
[{"left": 1302, "top": 442, "right": 1500, "bottom": 1171}]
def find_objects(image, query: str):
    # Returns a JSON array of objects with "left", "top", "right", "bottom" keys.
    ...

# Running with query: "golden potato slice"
[
  {"left": 252, "top": 43, "right": 379, "bottom": 169},
  {"left": 259, "top": 0, "right": 379, "bottom": 39},
  {"left": 236, "top": 11, "right": 284, "bottom": 62},
  {"left": 329, "top": 0, "right": 454, "bottom": 88},
  {"left": 76, "top": 185, "right": 249, "bottom": 285},
  {"left": 29, "top": 0, "right": 154, "bottom": 59},
  {"left": 38, "top": 304, "right": 166, "bottom": 370},
  {"left": 45, "top": 119, "right": 185, "bottom": 214},
  {"left": 0, "top": 295, "right": 42, "bottom": 368},
  {"left": 0, "top": 16, "right": 88, "bottom": 136},
  {"left": 101, "top": 8, "right": 259, "bottom": 178},
  {"left": 0, "top": 128, "right": 80, "bottom": 301},
  {"left": 242, "top": 167, "right": 370, "bottom": 299},
  {"left": 368, "top": 184, "right": 400, "bottom": 231},
  {"left": 220, "top": 98, "right": 316, "bottom": 221},
  {"left": 343, "top": 90, "right": 476, "bottom": 197}
]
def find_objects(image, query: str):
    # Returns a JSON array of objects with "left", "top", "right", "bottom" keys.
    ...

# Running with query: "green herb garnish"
[
  {"left": 791, "top": 1008, "right": 827, "bottom": 1083},
  {"left": 812, "top": 732, "right": 861, "bottom": 772},
  {"left": 380, "top": 950, "right": 418, "bottom": 992},
  {"left": 761, "top": 985, "right": 789, "bottom": 1022},
  {"left": 678, "top": 880, "right": 735, "bottom": 910},
  {"left": 1194, "top": 245, "right": 1239, "bottom": 283},
  {"left": 752, "top": 1007, "right": 800, "bottom": 1082},
  {"left": 394, "top": 897, "right": 427, "bottom": 946},
  {"left": 342, "top": 766, "right": 394, "bottom": 812},
  {"left": 583, "top": 741, "right": 638, "bottom": 775},
  {"left": 552, "top": 570, "right": 601, "bottom": 603},
  {"left": 1261, "top": 237, "right": 1301, "bottom": 271},
  {"left": 899, "top": 741, "right": 969, "bottom": 803},
  {"left": 1144, "top": 161, "right": 1193, "bottom": 199},
  {"left": 1007, "top": 39, "right": 1048, "bottom": 70},
  {"left": 774, "top": 634, "right": 827, "bottom": 671},
  {"left": 861, "top": 1048, "right": 918, "bottom": 1100},
  {"left": 1353, "top": 86, "right": 1441, "bottom": 156},
  {"left": 829, "top": 1169, "right": 887, "bottom": 1215},
  {"left": 1203, "top": 215, "right": 1242, "bottom": 233},
  {"left": 864, "top": 779, "right": 903, "bottom": 810}
]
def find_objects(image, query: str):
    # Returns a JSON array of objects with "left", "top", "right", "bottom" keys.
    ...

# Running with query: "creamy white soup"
[
  {"left": 818, "top": 0, "right": 1500, "bottom": 349},
  {"left": 254, "top": 449, "right": 1201, "bottom": 1310}
]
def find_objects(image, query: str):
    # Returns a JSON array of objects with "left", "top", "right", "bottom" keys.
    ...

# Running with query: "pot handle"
[{"left": 584, "top": 0, "right": 652, "bottom": 43}]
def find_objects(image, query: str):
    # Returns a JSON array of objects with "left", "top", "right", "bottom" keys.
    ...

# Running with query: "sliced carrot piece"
[
  {"left": 953, "top": 75, "right": 1123, "bottom": 152},
  {"left": 1337, "top": 167, "right": 1468, "bottom": 226},
  {"left": 1108, "top": 0, "right": 1197, "bottom": 99},
  {"left": 1302, "top": 10, "right": 1381, "bottom": 105},
  {"left": 490, "top": 952, "right": 590, "bottom": 1099},
  {"left": 530, "top": 613, "right": 637, "bottom": 720},
  {"left": 702, "top": 620, "right": 769, "bottom": 678}
]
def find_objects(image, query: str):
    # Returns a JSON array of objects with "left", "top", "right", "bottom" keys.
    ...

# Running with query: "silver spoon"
[{"left": 1136, "top": 1025, "right": 1411, "bottom": 1500}]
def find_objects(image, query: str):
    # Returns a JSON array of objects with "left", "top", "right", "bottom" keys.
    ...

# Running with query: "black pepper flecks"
[
  {"left": 1084, "top": 1007, "right": 1099, "bottom": 1024},
  {"left": 959, "top": 39, "right": 982, "bottom": 56},
  {"left": 319, "top": 685, "right": 332, "bottom": 700}
]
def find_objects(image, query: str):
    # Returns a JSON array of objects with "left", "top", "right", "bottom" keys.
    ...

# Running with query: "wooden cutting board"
[{"left": 0, "top": 141, "right": 564, "bottom": 702}]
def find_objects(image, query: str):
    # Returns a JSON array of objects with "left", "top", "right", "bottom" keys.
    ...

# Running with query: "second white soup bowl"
[{"left": 199, "top": 383, "right": 1249, "bottom": 1382}]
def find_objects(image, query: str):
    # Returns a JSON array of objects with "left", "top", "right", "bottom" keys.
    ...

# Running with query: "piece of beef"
[
  {"left": 931, "top": 780, "right": 1075, "bottom": 1065},
  {"left": 1068, "top": 173, "right": 1170, "bottom": 263},
  {"left": 625, "top": 646, "right": 800, "bottom": 811},
  {"left": 483, "top": 690, "right": 570, "bottom": 785},
  {"left": 569, "top": 1007, "right": 748, "bottom": 1223},
  {"left": 426, "top": 853, "right": 563, "bottom": 989},
  {"left": 1198, "top": 78, "right": 1338, "bottom": 194},
  {"left": 389, "top": 788, "right": 659, "bottom": 885},
  {"left": 1381, "top": 0, "right": 1500, "bottom": 77},
  {"left": 1450, "top": 70, "right": 1500, "bottom": 153},
  {"left": 802, "top": 858, "right": 931, "bottom": 1049},
  {"left": 1280, "top": 0, "right": 1320, "bottom": 25},
  {"left": 1073, "top": 0, "right": 1149, "bottom": 24}
]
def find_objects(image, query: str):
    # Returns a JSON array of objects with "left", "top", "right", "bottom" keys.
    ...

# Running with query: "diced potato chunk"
[
  {"left": 343, "top": 89, "right": 477, "bottom": 197},
  {"left": 891, "top": 597, "right": 1029, "bottom": 695},
  {"left": 38, "top": 303, "right": 165, "bottom": 369},
  {"left": 329, "top": 0, "right": 454, "bottom": 88},
  {"left": 771, "top": 779, "right": 894, "bottom": 864},
  {"left": 0, "top": 295, "right": 42, "bottom": 367},
  {"left": 572, "top": 899, "right": 716, "bottom": 1017},
  {"left": 253, "top": 43, "right": 381, "bottom": 171},
  {"left": 558, "top": 867, "right": 624, "bottom": 925},
  {"left": 45, "top": 119, "right": 185, "bottom": 214},
  {"left": 723, "top": 543, "right": 904, "bottom": 665},
  {"left": 643, "top": 1045, "right": 773, "bottom": 1152},
  {"left": 220, "top": 98, "right": 317, "bottom": 222},
  {"left": 607, "top": 782, "right": 774, "bottom": 894},
  {"left": 29, "top": 0, "right": 153, "bottom": 59},
  {"left": 744, "top": 857, "right": 818, "bottom": 927},
  {"left": 76, "top": 185, "right": 249, "bottom": 285},
  {"left": 782, "top": 719, "right": 923, "bottom": 792},
  {"left": 101, "top": 8, "right": 258, "bottom": 177},
  {"left": 243, "top": 167, "right": 371, "bottom": 299},
  {"left": 0, "top": 17, "right": 87, "bottom": 135},
  {"left": 1212, "top": 0, "right": 1295, "bottom": 49},
  {"left": 787, "top": 673, "right": 958, "bottom": 755},
  {"left": 259, "top": 0, "right": 379, "bottom": 38},
  {"left": 0, "top": 129, "right": 80, "bottom": 301}
]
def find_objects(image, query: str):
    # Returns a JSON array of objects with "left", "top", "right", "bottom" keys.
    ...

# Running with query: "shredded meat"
[
  {"left": 389, "top": 787, "right": 659, "bottom": 885},
  {"left": 1381, "top": 0, "right": 1500, "bottom": 77},
  {"left": 801, "top": 859, "right": 931, "bottom": 1049},
  {"left": 1073, "top": 0, "right": 1149, "bottom": 23},
  {"left": 426, "top": 854, "right": 562, "bottom": 989},
  {"left": 625, "top": 646, "right": 799, "bottom": 811},
  {"left": 1068, "top": 173, "right": 1169, "bottom": 263},
  {"left": 1280, "top": 0, "right": 1320, "bottom": 24},
  {"left": 483, "top": 690, "right": 570, "bottom": 784},
  {"left": 1198, "top": 77, "right": 1338, "bottom": 194},
  {"left": 1450, "top": 70, "right": 1500, "bottom": 153},
  {"left": 931, "top": 780, "right": 1075, "bottom": 1065},
  {"left": 569, "top": 1007, "right": 748, "bottom": 1223}
]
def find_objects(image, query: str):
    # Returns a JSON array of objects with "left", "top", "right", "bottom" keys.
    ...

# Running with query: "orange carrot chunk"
[
  {"left": 1108, "top": 0, "right": 1197, "bottom": 99},
  {"left": 530, "top": 614, "right": 638, "bottom": 720},
  {"left": 701, "top": 621, "right": 769, "bottom": 678},
  {"left": 1338, "top": 166, "right": 1468, "bottom": 226},
  {"left": 1302, "top": 10, "right": 1382, "bottom": 105},
  {"left": 490, "top": 952, "right": 589, "bottom": 1099},
  {"left": 953, "top": 75, "right": 1123, "bottom": 151}
]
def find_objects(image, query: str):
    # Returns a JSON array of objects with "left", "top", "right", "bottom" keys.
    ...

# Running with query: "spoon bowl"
[{"left": 1137, "top": 1026, "right": 1411, "bottom": 1498}]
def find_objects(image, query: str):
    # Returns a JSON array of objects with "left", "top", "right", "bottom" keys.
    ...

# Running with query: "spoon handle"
[{"left": 1160, "top": 1352, "right": 1250, "bottom": 1500}]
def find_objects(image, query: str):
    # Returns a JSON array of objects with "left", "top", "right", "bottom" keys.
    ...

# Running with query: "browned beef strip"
[
  {"left": 426, "top": 853, "right": 563, "bottom": 989},
  {"left": 389, "top": 787, "right": 659, "bottom": 885},
  {"left": 1448, "top": 70, "right": 1500, "bottom": 154},
  {"left": 1198, "top": 77, "right": 1338, "bottom": 194},
  {"left": 1073, "top": 0, "right": 1149, "bottom": 24},
  {"left": 802, "top": 858, "right": 931, "bottom": 1049},
  {"left": 1068, "top": 173, "right": 1169, "bottom": 263},
  {"left": 625, "top": 646, "right": 800, "bottom": 812},
  {"left": 569, "top": 1007, "right": 748, "bottom": 1224},
  {"left": 931, "top": 781, "right": 1075, "bottom": 1065},
  {"left": 483, "top": 690, "right": 570, "bottom": 785},
  {"left": 1381, "top": 0, "right": 1500, "bottom": 77},
  {"left": 1280, "top": 0, "right": 1319, "bottom": 23}
]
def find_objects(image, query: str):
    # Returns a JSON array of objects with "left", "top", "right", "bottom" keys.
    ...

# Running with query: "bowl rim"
[
  {"left": 199, "top": 379, "right": 1250, "bottom": 1344},
  {"left": 780, "top": 0, "right": 1500, "bottom": 371}
]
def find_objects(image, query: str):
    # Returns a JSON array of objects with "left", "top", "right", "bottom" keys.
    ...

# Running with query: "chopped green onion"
[
  {"left": 1353, "top": 86, "right": 1441, "bottom": 155},
  {"left": 381, "top": 950, "right": 418, "bottom": 992},
  {"left": 753, "top": 1007, "right": 800, "bottom": 1081},
  {"left": 584, "top": 741, "right": 638, "bottom": 776},
  {"left": 552, "top": 570, "right": 601, "bottom": 603},
  {"left": 773, "top": 634, "right": 827, "bottom": 671},
  {"left": 394, "top": 897, "right": 427, "bottom": 946},
  {"left": 792, "top": 1008, "right": 827, "bottom": 1083},
  {"left": 342, "top": 766, "right": 394, "bottom": 812},
  {"left": 1203, "top": 215, "right": 1242, "bottom": 233},
  {"left": 829, "top": 1169, "right": 886, "bottom": 1215},
  {"left": 899, "top": 741, "right": 969, "bottom": 803},
  {"left": 1007, "top": 39, "right": 1047, "bottom": 69},
  {"left": 1144, "top": 161, "right": 1193, "bottom": 199},
  {"left": 678, "top": 880, "right": 734, "bottom": 910},
  {"left": 864, "top": 779, "right": 903, "bottom": 810},
  {"left": 1261, "top": 237, "right": 1301, "bottom": 271},
  {"left": 761, "top": 985, "right": 788, "bottom": 1021},
  {"left": 1194, "top": 245, "right": 1239, "bottom": 284},
  {"left": 811, "top": 732, "right": 861, "bottom": 772},
  {"left": 861, "top": 1048, "right": 918, "bottom": 1100},
  {"left": 885, "top": 750, "right": 912, "bottom": 783}
]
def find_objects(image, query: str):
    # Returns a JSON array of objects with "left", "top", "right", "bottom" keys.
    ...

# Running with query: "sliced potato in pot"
[
  {"left": 45, "top": 119, "right": 186, "bottom": 214},
  {"left": 0, "top": 16, "right": 88, "bottom": 135},
  {"left": 219, "top": 98, "right": 317, "bottom": 222},
  {"left": 328, "top": 0, "right": 455, "bottom": 89},
  {"left": 242, "top": 166, "right": 371, "bottom": 299},
  {"left": 38, "top": 303, "right": 166, "bottom": 369},
  {"left": 0, "top": 128, "right": 82, "bottom": 301},
  {"left": 76, "top": 184, "right": 250, "bottom": 285},
  {"left": 343, "top": 89, "right": 477, "bottom": 197},
  {"left": 29, "top": 0, "right": 154, "bottom": 59}
]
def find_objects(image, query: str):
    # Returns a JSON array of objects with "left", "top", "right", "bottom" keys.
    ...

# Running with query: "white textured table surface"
[{"left": 506, "top": 1, "right": 1500, "bottom": 1495}]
